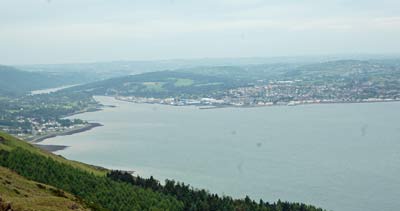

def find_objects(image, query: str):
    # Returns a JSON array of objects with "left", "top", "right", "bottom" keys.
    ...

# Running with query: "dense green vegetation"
[
  {"left": 108, "top": 171, "right": 325, "bottom": 211},
  {"left": 0, "top": 132, "right": 107, "bottom": 176},
  {"left": 0, "top": 133, "right": 326, "bottom": 211}
]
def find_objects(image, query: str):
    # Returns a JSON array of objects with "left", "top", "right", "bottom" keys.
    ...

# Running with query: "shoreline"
[
  {"left": 29, "top": 122, "right": 103, "bottom": 144},
  {"left": 115, "top": 97, "right": 400, "bottom": 110},
  {"left": 200, "top": 99, "right": 400, "bottom": 109},
  {"left": 25, "top": 101, "right": 111, "bottom": 152},
  {"left": 59, "top": 107, "right": 103, "bottom": 119},
  {"left": 34, "top": 144, "right": 69, "bottom": 152}
]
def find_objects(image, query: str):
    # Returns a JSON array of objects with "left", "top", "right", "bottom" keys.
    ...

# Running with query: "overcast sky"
[{"left": 1, "top": 0, "right": 400, "bottom": 64}]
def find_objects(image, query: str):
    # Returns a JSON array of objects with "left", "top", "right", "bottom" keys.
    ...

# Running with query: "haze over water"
[{"left": 43, "top": 96, "right": 400, "bottom": 211}]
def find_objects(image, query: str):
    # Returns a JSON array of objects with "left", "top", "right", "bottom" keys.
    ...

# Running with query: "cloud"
[
  {"left": 1, "top": 0, "right": 400, "bottom": 64},
  {"left": 2, "top": 15, "right": 400, "bottom": 44},
  {"left": 373, "top": 17, "right": 400, "bottom": 27}
]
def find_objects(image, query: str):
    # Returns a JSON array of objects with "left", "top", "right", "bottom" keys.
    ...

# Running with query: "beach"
[{"left": 29, "top": 122, "right": 103, "bottom": 152}]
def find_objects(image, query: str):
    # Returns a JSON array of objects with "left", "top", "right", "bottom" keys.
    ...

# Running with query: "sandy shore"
[
  {"left": 34, "top": 144, "right": 69, "bottom": 152},
  {"left": 30, "top": 122, "right": 103, "bottom": 144}
]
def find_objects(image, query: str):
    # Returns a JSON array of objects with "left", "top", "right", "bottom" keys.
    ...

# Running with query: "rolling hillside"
[
  {"left": 63, "top": 70, "right": 245, "bottom": 98},
  {"left": 0, "top": 65, "right": 88, "bottom": 96}
]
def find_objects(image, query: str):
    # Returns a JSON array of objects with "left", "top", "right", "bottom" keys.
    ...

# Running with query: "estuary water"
[
  {"left": 30, "top": 84, "right": 79, "bottom": 95},
  {"left": 42, "top": 96, "right": 400, "bottom": 211}
]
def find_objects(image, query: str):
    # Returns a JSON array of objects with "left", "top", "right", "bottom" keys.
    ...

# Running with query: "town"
[{"left": 116, "top": 79, "right": 400, "bottom": 107}]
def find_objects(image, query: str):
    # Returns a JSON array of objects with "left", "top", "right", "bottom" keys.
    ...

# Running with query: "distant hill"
[
  {"left": 64, "top": 70, "right": 247, "bottom": 98},
  {"left": 18, "top": 55, "right": 396, "bottom": 79},
  {"left": 0, "top": 65, "right": 81, "bottom": 95},
  {"left": 56, "top": 63, "right": 299, "bottom": 98},
  {"left": 16, "top": 57, "right": 309, "bottom": 79}
]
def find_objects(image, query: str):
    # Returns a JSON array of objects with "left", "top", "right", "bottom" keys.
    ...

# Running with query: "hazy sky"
[{"left": 1, "top": 0, "right": 400, "bottom": 64}]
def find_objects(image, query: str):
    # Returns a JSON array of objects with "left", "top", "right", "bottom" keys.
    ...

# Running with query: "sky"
[{"left": 1, "top": 0, "right": 400, "bottom": 65}]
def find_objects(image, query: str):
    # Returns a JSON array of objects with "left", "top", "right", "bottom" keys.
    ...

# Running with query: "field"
[{"left": 173, "top": 78, "right": 194, "bottom": 87}]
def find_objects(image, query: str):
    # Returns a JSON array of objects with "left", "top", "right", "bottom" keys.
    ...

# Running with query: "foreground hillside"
[
  {"left": 0, "top": 132, "right": 106, "bottom": 176},
  {"left": 0, "top": 166, "right": 91, "bottom": 211},
  {"left": 0, "top": 132, "right": 325, "bottom": 211},
  {"left": 0, "top": 132, "right": 182, "bottom": 211}
]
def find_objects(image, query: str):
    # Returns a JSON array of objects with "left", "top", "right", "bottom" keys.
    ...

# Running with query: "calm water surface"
[{"left": 42, "top": 96, "right": 400, "bottom": 211}]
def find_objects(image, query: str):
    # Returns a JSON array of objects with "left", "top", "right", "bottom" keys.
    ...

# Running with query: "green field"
[
  {"left": 142, "top": 81, "right": 165, "bottom": 91},
  {"left": 173, "top": 78, "right": 194, "bottom": 87}
]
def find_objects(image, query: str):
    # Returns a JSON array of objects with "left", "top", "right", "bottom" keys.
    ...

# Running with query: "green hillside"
[
  {"left": 0, "top": 132, "right": 107, "bottom": 176},
  {"left": 0, "top": 166, "right": 92, "bottom": 211},
  {"left": 0, "top": 132, "right": 184, "bottom": 211},
  {"left": 64, "top": 71, "right": 245, "bottom": 98}
]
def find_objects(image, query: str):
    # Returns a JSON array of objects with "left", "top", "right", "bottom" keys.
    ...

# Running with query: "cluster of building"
[
  {"left": 116, "top": 80, "right": 400, "bottom": 107},
  {"left": 0, "top": 116, "right": 85, "bottom": 139},
  {"left": 224, "top": 80, "right": 400, "bottom": 105},
  {"left": 116, "top": 96, "right": 225, "bottom": 106}
]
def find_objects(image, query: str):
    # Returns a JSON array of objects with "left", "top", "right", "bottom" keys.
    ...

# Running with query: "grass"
[
  {"left": 174, "top": 78, "right": 194, "bottom": 87},
  {"left": 142, "top": 82, "right": 165, "bottom": 91},
  {"left": 0, "top": 166, "right": 90, "bottom": 211},
  {"left": 0, "top": 131, "right": 108, "bottom": 176},
  {"left": 194, "top": 82, "right": 223, "bottom": 87}
]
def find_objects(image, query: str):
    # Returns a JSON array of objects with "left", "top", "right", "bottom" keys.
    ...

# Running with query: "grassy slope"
[
  {"left": 0, "top": 132, "right": 107, "bottom": 176},
  {"left": 0, "top": 132, "right": 183, "bottom": 211},
  {"left": 0, "top": 166, "right": 91, "bottom": 211}
]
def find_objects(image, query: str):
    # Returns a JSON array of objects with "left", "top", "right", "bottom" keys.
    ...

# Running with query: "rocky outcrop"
[{"left": 0, "top": 197, "right": 14, "bottom": 211}]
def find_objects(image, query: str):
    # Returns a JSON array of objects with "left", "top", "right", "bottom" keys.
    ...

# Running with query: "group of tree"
[
  {"left": 108, "top": 170, "right": 325, "bottom": 211},
  {"left": 0, "top": 146, "right": 325, "bottom": 211}
]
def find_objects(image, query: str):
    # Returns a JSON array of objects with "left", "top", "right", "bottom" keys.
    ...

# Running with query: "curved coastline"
[
  {"left": 30, "top": 122, "right": 103, "bottom": 144},
  {"left": 34, "top": 144, "right": 69, "bottom": 152},
  {"left": 26, "top": 99, "right": 112, "bottom": 152}
]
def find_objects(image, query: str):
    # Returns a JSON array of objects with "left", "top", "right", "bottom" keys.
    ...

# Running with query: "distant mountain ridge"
[{"left": 0, "top": 65, "right": 84, "bottom": 95}]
